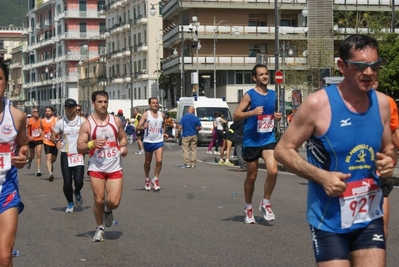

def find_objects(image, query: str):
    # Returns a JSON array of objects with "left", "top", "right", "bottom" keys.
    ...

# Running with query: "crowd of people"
[{"left": 1, "top": 34, "right": 398, "bottom": 266}]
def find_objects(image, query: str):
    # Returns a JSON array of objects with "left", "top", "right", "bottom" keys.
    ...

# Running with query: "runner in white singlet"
[
  {"left": 77, "top": 91, "right": 128, "bottom": 242},
  {"left": 0, "top": 60, "right": 29, "bottom": 266},
  {"left": 52, "top": 98, "right": 85, "bottom": 213},
  {"left": 136, "top": 97, "right": 167, "bottom": 191}
]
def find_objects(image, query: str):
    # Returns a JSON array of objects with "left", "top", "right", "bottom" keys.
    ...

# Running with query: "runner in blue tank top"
[
  {"left": 233, "top": 64, "right": 282, "bottom": 224},
  {"left": 275, "top": 34, "right": 396, "bottom": 266}
]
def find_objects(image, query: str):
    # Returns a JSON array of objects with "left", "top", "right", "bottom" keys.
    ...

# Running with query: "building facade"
[
  {"left": 103, "top": 0, "right": 163, "bottom": 116},
  {"left": 22, "top": 0, "right": 106, "bottom": 116}
]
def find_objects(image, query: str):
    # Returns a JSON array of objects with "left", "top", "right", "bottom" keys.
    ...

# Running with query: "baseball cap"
[
  {"left": 65, "top": 98, "right": 77, "bottom": 108},
  {"left": 118, "top": 109, "right": 123, "bottom": 115},
  {"left": 27, "top": 114, "right": 32, "bottom": 118}
]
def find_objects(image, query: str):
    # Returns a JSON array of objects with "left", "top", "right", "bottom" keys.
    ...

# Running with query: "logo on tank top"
[
  {"left": 1, "top": 125, "right": 12, "bottom": 135},
  {"left": 340, "top": 118, "right": 352, "bottom": 127}
]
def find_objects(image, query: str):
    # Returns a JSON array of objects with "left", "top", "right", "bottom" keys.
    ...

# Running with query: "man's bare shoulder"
[{"left": 301, "top": 89, "right": 329, "bottom": 111}]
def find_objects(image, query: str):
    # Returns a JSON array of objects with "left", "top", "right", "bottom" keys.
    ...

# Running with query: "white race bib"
[
  {"left": 95, "top": 141, "right": 120, "bottom": 163},
  {"left": 257, "top": 114, "right": 274, "bottom": 133},
  {"left": 0, "top": 143, "right": 12, "bottom": 185},
  {"left": 32, "top": 128, "right": 40, "bottom": 137},
  {"left": 67, "top": 153, "right": 84, "bottom": 167},
  {"left": 339, "top": 178, "right": 383, "bottom": 229}
]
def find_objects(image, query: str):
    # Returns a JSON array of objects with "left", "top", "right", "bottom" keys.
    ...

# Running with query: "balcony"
[
  {"left": 59, "top": 31, "right": 107, "bottom": 41},
  {"left": 79, "top": 77, "right": 98, "bottom": 86},
  {"left": 56, "top": 9, "right": 106, "bottom": 20},
  {"left": 135, "top": 43, "right": 148, "bottom": 52},
  {"left": 161, "top": 54, "right": 308, "bottom": 76}
]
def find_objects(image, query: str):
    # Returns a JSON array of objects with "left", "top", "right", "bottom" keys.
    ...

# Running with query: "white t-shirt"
[{"left": 53, "top": 116, "right": 85, "bottom": 154}]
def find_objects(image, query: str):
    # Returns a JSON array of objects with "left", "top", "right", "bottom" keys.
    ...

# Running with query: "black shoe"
[
  {"left": 48, "top": 174, "right": 54, "bottom": 181},
  {"left": 36, "top": 172, "right": 42, "bottom": 177}
]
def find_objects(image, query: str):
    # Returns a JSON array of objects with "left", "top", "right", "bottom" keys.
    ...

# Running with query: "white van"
[{"left": 176, "top": 96, "right": 232, "bottom": 146}]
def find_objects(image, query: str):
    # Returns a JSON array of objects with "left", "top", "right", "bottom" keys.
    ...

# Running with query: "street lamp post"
[
  {"left": 189, "top": 16, "right": 201, "bottom": 96},
  {"left": 213, "top": 17, "right": 239, "bottom": 98}
]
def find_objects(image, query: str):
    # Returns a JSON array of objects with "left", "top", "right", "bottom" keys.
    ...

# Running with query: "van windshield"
[{"left": 195, "top": 107, "right": 232, "bottom": 121}]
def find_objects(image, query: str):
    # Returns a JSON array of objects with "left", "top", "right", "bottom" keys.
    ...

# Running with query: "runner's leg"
[{"left": 0, "top": 208, "right": 18, "bottom": 267}]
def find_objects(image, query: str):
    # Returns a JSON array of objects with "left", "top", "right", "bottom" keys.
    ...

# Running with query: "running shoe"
[
  {"left": 244, "top": 207, "right": 256, "bottom": 224},
  {"left": 48, "top": 174, "right": 54, "bottom": 182},
  {"left": 145, "top": 178, "right": 151, "bottom": 191},
  {"left": 151, "top": 178, "right": 160, "bottom": 191},
  {"left": 214, "top": 151, "right": 220, "bottom": 155},
  {"left": 65, "top": 202, "right": 74, "bottom": 213},
  {"left": 104, "top": 210, "right": 114, "bottom": 227},
  {"left": 259, "top": 201, "right": 275, "bottom": 221},
  {"left": 181, "top": 164, "right": 191, "bottom": 168},
  {"left": 206, "top": 151, "right": 213, "bottom": 154},
  {"left": 224, "top": 161, "right": 234, "bottom": 166},
  {"left": 74, "top": 193, "right": 83, "bottom": 207},
  {"left": 134, "top": 150, "right": 141, "bottom": 154},
  {"left": 26, "top": 159, "right": 31, "bottom": 169},
  {"left": 218, "top": 160, "right": 225, "bottom": 165},
  {"left": 36, "top": 171, "right": 42, "bottom": 177},
  {"left": 190, "top": 164, "right": 196, "bottom": 168},
  {"left": 92, "top": 226, "right": 104, "bottom": 242},
  {"left": 139, "top": 150, "right": 145, "bottom": 155}
]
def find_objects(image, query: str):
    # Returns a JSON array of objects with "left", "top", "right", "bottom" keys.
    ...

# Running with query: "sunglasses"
[
  {"left": 344, "top": 59, "right": 382, "bottom": 71},
  {"left": 76, "top": 109, "right": 81, "bottom": 112},
  {"left": 32, "top": 111, "right": 38, "bottom": 113}
]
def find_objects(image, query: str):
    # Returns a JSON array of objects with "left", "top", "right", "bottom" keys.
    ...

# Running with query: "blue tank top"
[
  {"left": 243, "top": 88, "right": 277, "bottom": 147},
  {"left": 307, "top": 85, "right": 383, "bottom": 233}
]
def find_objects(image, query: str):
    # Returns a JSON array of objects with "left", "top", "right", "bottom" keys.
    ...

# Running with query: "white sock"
[
  {"left": 245, "top": 204, "right": 252, "bottom": 210},
  {"left": 104, "top": 204, "right": 110, "bottom": 212},
  {"left": 263, "top": 199, "right": 270, "bottom": 205},
  {"left": 153, "top": 177, "right": 158, "bottom": 181}
]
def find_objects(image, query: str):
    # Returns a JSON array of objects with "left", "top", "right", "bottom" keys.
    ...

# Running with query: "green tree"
[{"left": 378, "top": 33, "right": 399, "bottom": 97}]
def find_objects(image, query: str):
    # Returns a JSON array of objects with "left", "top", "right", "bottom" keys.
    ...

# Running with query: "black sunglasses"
[
  {"left": 76, "top": 109, "right": 81, "bottom": 112},
  {"left": 344, "top": 59, "right": 382, "bottom": 71}
]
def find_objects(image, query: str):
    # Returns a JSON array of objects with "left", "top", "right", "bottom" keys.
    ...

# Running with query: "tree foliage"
[
  {"left": 378, "top": 33, "right": 399, "bottom": 97},
  {"left": 0, "top": 0, "right": 27, "bottom": 26}
]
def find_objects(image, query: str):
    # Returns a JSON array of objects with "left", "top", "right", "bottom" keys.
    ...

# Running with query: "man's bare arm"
[
  {"left": 11, "top": 108, "right": 29, "bottom": 169},
  {"left": 77, "top": 121, "right": 92, "bottom": 154}
]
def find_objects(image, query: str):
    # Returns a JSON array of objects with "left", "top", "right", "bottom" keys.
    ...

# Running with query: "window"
[
  {"left": 248, "top": 44, "right": 261, "bottom": 57},
  {"left": 99, "top": 22, "right": 106, "bottom": 34},
  {"left": 281, "top": 14, "right": 297, "bottom": 27},
  {"left": 235, "top": 71, "right": 252, "bottom": 84},
  {"left": 79, "top": 22, "right": 87, "bottom": 33},
  {"left": 79, "top": 0, "right": 87, "bottom": 12},
  {"left": 143, "top": 59, "right": 146, "bottom": 70},
  {"left": 0, "top": 40, "right": 4, "bottom": 49},
  {"left": 97, "top": 1, "right": 105, "bottom": 11},
  {"left": 248, "top": 13, "right": 267, "bottom": 26}
]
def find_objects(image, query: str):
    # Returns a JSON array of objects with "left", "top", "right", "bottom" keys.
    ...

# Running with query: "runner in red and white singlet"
[{"left": 77, "top": 91, "right": 128, "bottom": 242}]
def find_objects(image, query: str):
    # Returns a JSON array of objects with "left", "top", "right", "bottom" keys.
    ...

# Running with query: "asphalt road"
[{"left": 12, "top": 142, "right": 399, "bottom": 267}]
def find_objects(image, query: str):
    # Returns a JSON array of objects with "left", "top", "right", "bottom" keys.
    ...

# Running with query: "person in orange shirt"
[
  {"left": 41, "top": 106, "right": 58, "bottom": 181},
  {"left": 27, "top": 108, "right": 43, "bottom": 176},
  {"left": 380, "top": 96, "right": 399, "bottom": 239}
]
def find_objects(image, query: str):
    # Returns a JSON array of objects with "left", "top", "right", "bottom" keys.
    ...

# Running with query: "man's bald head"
[{"left": 188, "top": 106, "right": 195, "bottom": 113}]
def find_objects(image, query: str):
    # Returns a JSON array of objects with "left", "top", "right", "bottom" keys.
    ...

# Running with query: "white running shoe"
[
  {"left": 206, "top": 151, "right": 213, "bottom": 154},
  {"left": 65, "top": 203, "right": 74, "bottom": 213},
  {"left": 259, "top": 201, "right": 275, "bottom": 221},
  {"left": 145, "top": 178, "right": 151, "bottom": 191},
  {"left": 244, "top": 207, "right": 256, "bottom": 224},
  {"left": 92, "top": 227, "right": 104, "bottom": 242},
  {"left": 151, "top": 178, "right": 160, "bottom": 191}
]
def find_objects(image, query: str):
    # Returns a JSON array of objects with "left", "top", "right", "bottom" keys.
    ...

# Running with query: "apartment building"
[
  {"left": 159, "top": 0, "right": 398, "bottom": 108},
  {"left": 0, "top": 25, "right": 27, "bottom": 110},
  {"left": 22, "top": 0, "right": 106, "bottom": 115},
  {"left": 103, "top": 0, "right": 163, "bottom": 115}
]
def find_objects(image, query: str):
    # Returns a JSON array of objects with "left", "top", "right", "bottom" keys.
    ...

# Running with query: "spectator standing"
[
  {"left": 133, "top": 107, "right": 144, "bottom": 154},
  {"left": 125, "top": 121, "right": 135, "bottom": 144},
  {"left": 177, "top": 106, "right": 202, "bottom": 168},
  {"left": 231, "top": 120, "right": 246, "bottom": 172}
]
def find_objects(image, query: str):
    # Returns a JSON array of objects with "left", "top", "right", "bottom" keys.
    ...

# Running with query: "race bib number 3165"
[{"left": 339, "top": 178, "right": 383, "bottom": 229}]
